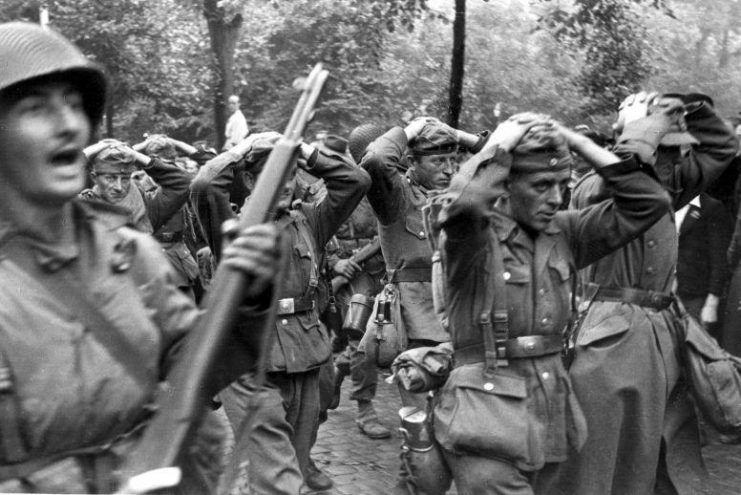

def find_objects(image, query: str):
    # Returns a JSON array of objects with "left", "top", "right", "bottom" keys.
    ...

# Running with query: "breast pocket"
[{"left": 404, "top": 215, "right": 428, "bottom": 241}]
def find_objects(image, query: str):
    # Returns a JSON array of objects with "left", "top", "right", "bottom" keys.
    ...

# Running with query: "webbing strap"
[
  {"left": 0, "top": 349, "right": 26, "bottom": 463},
  {"left": 481, "top": 238, "right": 509, "bottom": 375},
  {"left": 1, "top": 240, "right": 154, "bottom": 393}
]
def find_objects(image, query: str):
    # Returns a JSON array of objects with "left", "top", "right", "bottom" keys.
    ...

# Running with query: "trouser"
[
  {"left": 220, "top": 369, "right": 320, "bottom": 495},
  {"left": 335, "top": 337, "right": 378, "bottom": 401},
  {"left": 334, "top": 270, "right": 383, "bottom": 402},
  {"left": 534, "top": 305, "right": 705, "bottom": 495},
  {"left": 722, "top": 263, "right": 741, "bottom": 354}
]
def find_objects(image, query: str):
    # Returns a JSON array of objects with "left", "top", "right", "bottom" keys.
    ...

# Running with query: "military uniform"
[
  {"left": 540, "top": 101, "right": 738, "bottom": 495},
  {"left": 431, "top": 140, "right": 672, "bottom": 493},
  {"left": 0, "top": 200, "right": 267, "bottom": 493},
  {"left": 330, "top": 197, "right": 385, "bottom": 402},
  {"left": 204, "top": 150, "right": 370, "bottom": 494},
  {"left": 362, "top": 127, "right": 449, "bottom": 345},
  {"left": 80, "top": 157, "right": 192, "bottom": 235}
]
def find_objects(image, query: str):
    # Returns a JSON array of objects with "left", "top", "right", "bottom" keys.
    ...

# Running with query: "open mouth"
[{"left": 50, "top": 149, "right": 81, "bottom": 167}]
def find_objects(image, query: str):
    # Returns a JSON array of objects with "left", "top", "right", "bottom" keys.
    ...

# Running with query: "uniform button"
[
  {"left": 647, "top": 240, "right": 656, "bottom": 248},
  {"left": 419, "top": 231, "right": 426, "bottom": 238},
  {"left": 483, "top": 382, "right": 494, "bottom": 391},
  {"left": 538, "top": 288, "right": 545, "bottom": 296},
  {"left": 503, "top": 271, "right": 511, "bottom": 281},
  {"left": 541, "top": 317, "right": 550, "bottom": 326},
  {"left": 542, "top": 372, "right": 550, "bottom": 380},
  {"left": 646, "top": 267, "right": 656, "bottom": 275},
  {"left": 281, "top": 319, "right": 288, "bottom": 325}
]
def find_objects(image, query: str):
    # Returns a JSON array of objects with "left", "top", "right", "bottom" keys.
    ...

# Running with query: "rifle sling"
[{"left": 1, "top": 241, "right": 153, "bottom": 392}]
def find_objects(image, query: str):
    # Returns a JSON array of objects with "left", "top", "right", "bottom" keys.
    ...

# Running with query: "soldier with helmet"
[{"left": 0, "top": 21, "right": 280, "bottom": 493}]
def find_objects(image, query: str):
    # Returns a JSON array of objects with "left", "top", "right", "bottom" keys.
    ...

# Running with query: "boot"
[
  {"left": 356, "top": 400, "right": 391, "bottom": 439},
  {"left": 328, "top": 364, "right": 349, "bottom": 410},
  {"left": 303, "top": 458, "right": 333, "bottom": 491}
]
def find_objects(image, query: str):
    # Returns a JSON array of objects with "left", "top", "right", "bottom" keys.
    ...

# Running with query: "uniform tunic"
[
  {"left": 543, "top": 102, "right": 738, "bottom": 495},
  {"left": 0, "top": 200, "right": 267, "bottom": 492},
  {"left": 436, "top": 146, "right": 671, "bottom": 474}
]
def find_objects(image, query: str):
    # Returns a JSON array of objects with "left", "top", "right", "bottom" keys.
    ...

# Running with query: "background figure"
[
  {"left": 224, "top": 95, "right": 249, "bottom": 151},
  {"left": 192, "top": 133, "right": 370, "bottom": 494},
  {"left": 675, "top": 193, "right": 732, "bottom": 339},
  {"left": 321, "top": 132, "right": 390, "bottom": 439}
]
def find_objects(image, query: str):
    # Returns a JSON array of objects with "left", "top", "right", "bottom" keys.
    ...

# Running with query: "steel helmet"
[{"left": 0, "top": 22, "right": 106, "bottom": 125}]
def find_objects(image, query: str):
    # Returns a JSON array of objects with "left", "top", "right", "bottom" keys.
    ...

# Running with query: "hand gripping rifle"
[
  {"left": 330, "top": 237, "right": 382, "bottom": 293},
  {"left": 116, "top": 64, "right": 329, "bottom": 494}
]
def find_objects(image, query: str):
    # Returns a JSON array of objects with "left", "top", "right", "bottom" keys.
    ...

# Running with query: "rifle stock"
[
  {"left": 330, "top": 237, "right": 382, "bottom": 293},
  {"left": 117, "top": 64, "right": 329, "bottom": 494}
]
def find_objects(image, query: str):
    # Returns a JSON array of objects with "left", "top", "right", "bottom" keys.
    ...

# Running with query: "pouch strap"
[
  {"left": 1, "top": 240, "right": 153, "bottom": 393},
  {"left": 0, "top": 349, "right": 26, "bottom": 463},
  {"left": 482, "top": 239, "right": 509, "bottom": 374}
]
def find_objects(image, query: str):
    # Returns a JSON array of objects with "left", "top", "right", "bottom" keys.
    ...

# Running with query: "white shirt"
[{"left": 224, "top": 109, "right": 248, "bottom": 150}]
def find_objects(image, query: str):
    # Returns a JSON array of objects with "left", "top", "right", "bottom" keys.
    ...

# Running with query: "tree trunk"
[
  {"left": 719, "top": 27, "right": 730, "bottom": 69},
  {"left": 105, "top": 101, "right": 114, "bottom": 138},
  {"left": 447, "top": 0, "right": 466, "bottom": 128},
  {"left": 203, "top": 0, "right": 243, "bottom": 150}
]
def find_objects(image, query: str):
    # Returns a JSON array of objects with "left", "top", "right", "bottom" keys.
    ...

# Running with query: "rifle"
[
  {"left": 116, "top": 64, "right": 329, "bottom": 494},
  {"left": 330, "top": 237, "right": 382, "bottom": 293}
]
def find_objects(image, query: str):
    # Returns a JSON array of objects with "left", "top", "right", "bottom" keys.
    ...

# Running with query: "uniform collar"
[
  {"left": 491, "top": 208, "right": 562, "bottom": 245},
  {"left": 0, "top": 199, "right": 130, "bottom": 272}
]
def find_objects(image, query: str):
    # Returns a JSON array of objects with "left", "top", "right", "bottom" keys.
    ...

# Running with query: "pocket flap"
[
  {"left": 448, "top": 365, "right": 527, "bottom": 398},
  {"left": 684, "top": 315, "right": 728, "bottom": 361},
  {"left": 577, "top": 313, "right": 631, "bottom": 346}
]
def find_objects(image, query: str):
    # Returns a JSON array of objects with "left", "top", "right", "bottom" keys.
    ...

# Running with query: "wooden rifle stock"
[
  {"left": 330, "top": 237, "right": 382, "bottom": 293},
  {"left": 117, "top": 64, "right": 329, "bottom": 494}
]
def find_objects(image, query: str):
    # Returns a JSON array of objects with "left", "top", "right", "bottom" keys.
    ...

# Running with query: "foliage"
[
  {"left": 535, "top": 0, "right": 668, "bottom": 116},
  {"left": 4, "top": 0, "right": 741, "bottom": 146}
]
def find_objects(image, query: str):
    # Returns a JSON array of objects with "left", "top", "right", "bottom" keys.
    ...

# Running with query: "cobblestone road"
[{"left": 309, "top": 370, "right": 741, "bottom": 495}]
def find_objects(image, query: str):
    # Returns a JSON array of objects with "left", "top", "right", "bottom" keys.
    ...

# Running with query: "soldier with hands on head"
[
  {"left": 0, "top": 21, "right": 281, "bottom": 494},
  {"left": 192, "top": 130, "right": 371, "bottom": 493},
  {"left": 407, "top": 106, "right": 676, "bottom": 494},
  {"left": 541, "top": 91, "right": 739, "bottom": 495}
]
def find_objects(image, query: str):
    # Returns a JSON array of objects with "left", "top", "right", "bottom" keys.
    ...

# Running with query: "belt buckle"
[
  {"left": 520, "top": 336, "right": 539, "bottom": 355},
  {"left": 278, "top": 298, "right": 295, "bottom": 315}
]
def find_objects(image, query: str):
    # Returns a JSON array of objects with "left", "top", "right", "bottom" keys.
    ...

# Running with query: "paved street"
[{"left": 309, "top": 370, "right": 741, "bottom": 495}]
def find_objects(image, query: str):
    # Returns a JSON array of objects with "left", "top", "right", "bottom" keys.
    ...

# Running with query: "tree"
[
  {"left": 447, "top": 0, "right": 466, "bottom": 127},
  {"left": 536, "top": 0, "right": 670, "bottom": 117},
  {"left": 203, "top": 0, "right": 243, "bottom": 150}
]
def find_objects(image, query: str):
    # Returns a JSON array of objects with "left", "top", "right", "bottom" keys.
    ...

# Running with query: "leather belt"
[
  {"left": 277, "top": 297, "right": 315, "bottom": 316},
  {"left": 592, "top": 285, "right": 673, "bottom": 311},
  {"left": 154, "top": 231, "right": 184, "bottom": 243},
  {"left": 391, "top": 267, "right": 432, "bottom": 283},
  {"left": 454, "top": 335, "right": 563, "bottom": 367}
]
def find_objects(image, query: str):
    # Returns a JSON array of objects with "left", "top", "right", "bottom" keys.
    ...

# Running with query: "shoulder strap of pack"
[
  {"left": 1, "top": 239, "right": 154, "bottom": 392},
  {"left": 289, "top": 210, "right": 320, "bottom": 299},
  {"left": 0, "top": 344, "right": 27, "bottom": 462},
  {"left": 480, "top": 234, "right": 509, "bottom": 376}
]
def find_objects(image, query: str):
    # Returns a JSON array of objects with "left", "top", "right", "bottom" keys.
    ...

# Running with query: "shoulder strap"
[
  {"left": 1, "top": 241, "right": 154, "bottom": 392},
  {"left": 0, "top": 345, "right": 27, "bottom": 462},
  {"left": 480, "top": 236, "right": 509, "bottom": 376},
  {"left": 292, "top": 211, "right": 320, "bottom": 298}
]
